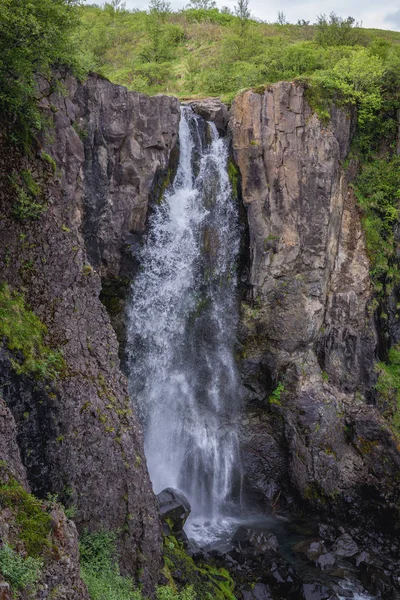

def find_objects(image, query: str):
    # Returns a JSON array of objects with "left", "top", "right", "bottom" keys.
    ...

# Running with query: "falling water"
[{"left": 127, "top": 107, "right": 242, "bottom": 525}]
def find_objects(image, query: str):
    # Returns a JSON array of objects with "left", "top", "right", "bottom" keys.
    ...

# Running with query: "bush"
[
  {"left": 0, "top": 0, "right": 83, "bottom": 149},
  {"left": 0, "top": 544, "right": 43, "bottom": 596}
]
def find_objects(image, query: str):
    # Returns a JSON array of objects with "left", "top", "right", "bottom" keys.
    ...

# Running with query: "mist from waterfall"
[{"left": 126, "top": 106, "right": 242, "bottom": 527}]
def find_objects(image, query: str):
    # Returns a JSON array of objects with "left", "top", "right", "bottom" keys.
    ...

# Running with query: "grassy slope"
[{"left": 75, "top": 6, "right": 400, "bottom": 102}]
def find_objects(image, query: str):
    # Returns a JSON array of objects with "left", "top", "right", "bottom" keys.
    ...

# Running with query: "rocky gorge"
[{"left": 0, "top": 72, "right": 399, "bottom": 600}]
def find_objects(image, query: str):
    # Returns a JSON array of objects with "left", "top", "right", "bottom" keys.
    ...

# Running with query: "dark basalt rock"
[
  {"left": 302, "top": 583, "right": 338, "bottom": 600},
  {"left": 332, "top": 533, "right": 359, "bottom": 558},
  {"left": 233, "top": 526, "right": 279, "bottom": 558},
  {"left": 157, "top": 487, "right": 191, "bottom": 536},
  {"left": 0, "top": 73, "right": 180, "bottom": 594},
  {"left": 189, "top": 98, "right": 229, "bottom": 135},
  {"left": 230, "top": 82, "right": 400, "bottom": 536}
]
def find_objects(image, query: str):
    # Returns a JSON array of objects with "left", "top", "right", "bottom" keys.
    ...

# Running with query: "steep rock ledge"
[
  {"left": 230, "top": 83, "right": 400, "bottom": 526},
  {"left": 0, "top": 73, "right": 180, "bottom": 592}
]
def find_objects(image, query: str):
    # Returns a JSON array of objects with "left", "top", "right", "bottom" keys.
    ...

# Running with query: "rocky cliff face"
[
  {"left": 230, "top": 83, "right": 400, "bottom": 526},
  {"left": 0, "top": 73, "right": 179, "bottom": 593},
  {"left": 0, "top": 398, "right": 89, "bottom": 600}
]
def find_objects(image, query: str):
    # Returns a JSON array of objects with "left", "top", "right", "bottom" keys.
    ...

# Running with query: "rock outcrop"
[
  {"left": 230, "top": 83, "right": 400, "bottom": 525},
  {"left": 0, "top": 73, "right": 180, "bottom": 592},
  {"left": 0, "top": 403, "right": 89, "bottom": 600}
]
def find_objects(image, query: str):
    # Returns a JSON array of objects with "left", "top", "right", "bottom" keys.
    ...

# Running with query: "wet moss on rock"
[{"left": 163, "top": 535, "right": 235, "bottom": 600}]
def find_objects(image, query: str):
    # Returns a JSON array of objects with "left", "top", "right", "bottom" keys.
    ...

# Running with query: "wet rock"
[
  {"left": 157, "top": 488, "right": 191, "bottom": 535},
  {"left": 316, "top": 553, "right": 336, "bottom": 571},
  {"left": 189, "top": 98, "right": 229, "bottom": 134},
  {"left": 232, "top": 526, "right": 279, "bottom": 557},
  {"left": 240, "top": 583, "right": 273, "bottom": 599},
  {"left": 332, "top": 534, "right": 359, "bottom": 558},
  {"left": 302, "top": 583, "right": 338, "bottom": 600}
]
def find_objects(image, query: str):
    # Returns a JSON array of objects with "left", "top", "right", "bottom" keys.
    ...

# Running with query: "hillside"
[{"left": 75, "top": 4, "right": 400, "bottom": 102}]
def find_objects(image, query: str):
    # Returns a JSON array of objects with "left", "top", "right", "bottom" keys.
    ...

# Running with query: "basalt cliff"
[{"left": 0, "top": 75, "right": 399, "bottom": 599}]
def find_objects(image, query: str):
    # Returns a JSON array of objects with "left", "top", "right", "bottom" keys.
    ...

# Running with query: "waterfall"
[{"left": 127, "top": 106, "right": 242, "bottom": 526}]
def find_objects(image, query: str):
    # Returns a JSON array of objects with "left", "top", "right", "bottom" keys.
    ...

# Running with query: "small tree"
[
  {"left": 234, "top": 0, "right": 250, "bottom": 35},
  {"left": 315, "top": 12, "right": 369, "bottom": 47},
  {"left": 149, "top": 0, "right": 172, "bottom": 16},
  {"left": 187, "top": 0, "right": 217, "bottom": 9},
  {"left": 276, "top": 11, "right": 287, "bottom": 25}
]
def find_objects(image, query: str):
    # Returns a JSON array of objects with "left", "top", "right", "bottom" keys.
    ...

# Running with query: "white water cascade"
[{"left": 127, "top": 107, "right": 243, "bottom": 530}]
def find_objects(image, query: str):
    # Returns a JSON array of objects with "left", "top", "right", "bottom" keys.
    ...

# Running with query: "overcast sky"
[{"left": 87, "top": 0, "right": 400, "bottom": 31}]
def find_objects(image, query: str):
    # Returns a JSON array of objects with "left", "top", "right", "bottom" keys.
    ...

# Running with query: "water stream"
[{"left": 127, "top": 106, "right": 243, "bottom": 528}]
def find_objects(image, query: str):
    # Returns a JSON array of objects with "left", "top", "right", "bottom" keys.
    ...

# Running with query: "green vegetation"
[
  {"left": 79, "top": 530, "right": 199, "bottom": 600},
  {"left": 9, "top": 169, "right": 46, "bottom": 221},
  {"left": 0, "top": 283, "right": 65, "bottom": 379},
  {"left": 0, "top": 0, "right": 85, "bottom": 149},
  {"left": 354, "top": 157, "right": 400, "bottom": 297},
  {"left": 269, "top": 381, "right": 285, "bottom": 405},
  {"left": 74, "top": 5, "right": 400, "bottom": 106},
  {"left": 376, "top": 345, "right": 400, "bottom": 433},
  {"left": 0, "top": 544, "right": 43, "bottom": 598},
  {"left": 0, "top": 473, "right": 52, "bottom": 557},
  {"left": 163, "top": 535, "right": 235, "bottom": 599},
  {"left": 79, "top": 530, "right": 140, "bottom": 600}
]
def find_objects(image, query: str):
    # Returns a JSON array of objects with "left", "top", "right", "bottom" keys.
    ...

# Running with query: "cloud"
[{"left": 384, "top": 8, "right": 400, "bottom": 28}]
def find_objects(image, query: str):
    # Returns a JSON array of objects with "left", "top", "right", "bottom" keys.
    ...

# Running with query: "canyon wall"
[
  {"left": 230, "top": 82, "right": 400, "bottom": 525},
  {"left": 0, "top": 73, "right": 179, "bottom": 594}
]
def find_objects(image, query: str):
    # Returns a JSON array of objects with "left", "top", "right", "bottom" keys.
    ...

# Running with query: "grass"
[
  {"left": 0, "top": 473, "right": 52, "bottom": 558},
  {"left": 74, "top": 5, "right": 400, "bottom": 103},
  {"left": 0, "top": 283, "right": 65, "bottom": 380}
]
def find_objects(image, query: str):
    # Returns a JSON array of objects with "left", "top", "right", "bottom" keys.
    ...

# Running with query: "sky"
[{"left": 86, "top": 0, "right": 400, "bottom": 31}]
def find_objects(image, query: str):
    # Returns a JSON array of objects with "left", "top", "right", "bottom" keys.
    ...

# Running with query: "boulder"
[
  {"left": 332, "top": 534, "right": 359, "bottom": 558},
  {"left": 189, "top": 98, "right": 229, "bottom": 134},
  {"left": 232, "top": 526, "right": 279, "bottom": 558},
  {"left": 157, "top": 488, "right": 191, "bottom": 535},
  {"left": 302, "top": 583, "right": 338, "bottom": 600}
]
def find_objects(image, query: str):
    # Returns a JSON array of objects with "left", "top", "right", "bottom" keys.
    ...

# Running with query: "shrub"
[
  {"left": 0, "top": 544, "right": 43, "bottom": 596},
  {"left": 79, "top": 530, "right": 141, "bottom": 600},
  {"left": 0, "top": 0, "right": 83, "bottom": 149}
]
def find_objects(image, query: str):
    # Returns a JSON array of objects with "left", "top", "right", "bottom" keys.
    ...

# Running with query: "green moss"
[
  {"left": 163, "top": 536, "right": 235, "bottom": 600},
  {"left": 0, "top": 466, "right": 52, "bottom": 558},
  {"left": 40, "top": 151, "right": 57, "bottom": 173},
  {"left": 82, "top": 264, "right": 93, "bottom": 276},
  {"left": 0, "top": 283, "right": 65, "bottom": 380},
  {"left": 227, "top": 158, "right": 240, "bottom": 201},
  {"left": 269, "top": 381, "right": 285, "bottom": 406}
]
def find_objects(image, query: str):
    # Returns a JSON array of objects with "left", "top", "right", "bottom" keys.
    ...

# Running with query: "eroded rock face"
[
  {"left": 230, "top": 83, "right": 400, "bottom": 525},
  {"left": 0, "top": 74, "right": 180, "bottom": 592}
]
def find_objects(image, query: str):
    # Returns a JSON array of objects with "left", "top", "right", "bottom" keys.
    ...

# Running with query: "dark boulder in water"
[
  {"left": 157, "top": 487, "right": 191, "bottom": 536},
  {"left": 232, "top": 526, "right": 279, "bottom": 558}
]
